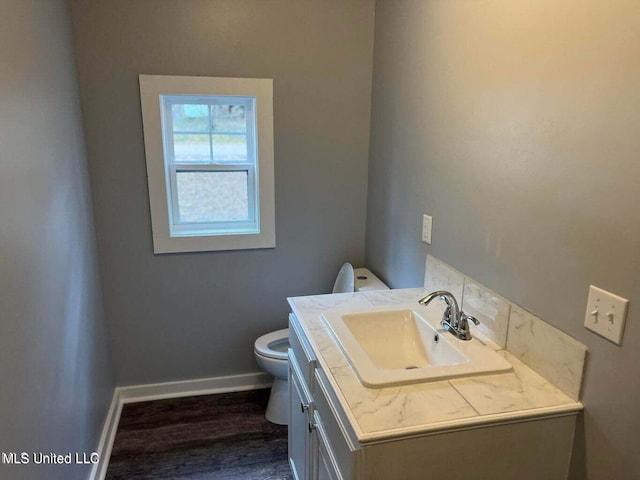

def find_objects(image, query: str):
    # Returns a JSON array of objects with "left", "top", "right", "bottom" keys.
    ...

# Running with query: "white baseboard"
[
  {"left": 118, "top": 371, "right": 273, "bottom": 404},
  {"left": 89, "top": 389, "right": 122, "bottom": 480},
  {"left": 89, "top": 371, "right": 273, "bottom": 480}
]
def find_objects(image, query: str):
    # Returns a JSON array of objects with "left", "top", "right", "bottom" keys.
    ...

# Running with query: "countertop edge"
[{"left": 355, "top": 402, "right": 583, "bottom": 444}]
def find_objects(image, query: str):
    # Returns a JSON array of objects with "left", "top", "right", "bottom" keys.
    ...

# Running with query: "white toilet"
[{"left": 254, "top": 264, "right": 388, "bottom": 425}]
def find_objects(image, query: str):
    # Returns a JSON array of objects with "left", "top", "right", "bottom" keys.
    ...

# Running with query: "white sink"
[{"left": 322, "top": 303, "right": 512, "bottom": 388}]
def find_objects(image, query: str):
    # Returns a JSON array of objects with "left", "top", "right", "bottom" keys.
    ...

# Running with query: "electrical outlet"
[
  {"left": 584, "top": 285, "right": 629, "bottom": 345},
  {"left": 422, "top": 214, "right": 432, "bottom": 244}
]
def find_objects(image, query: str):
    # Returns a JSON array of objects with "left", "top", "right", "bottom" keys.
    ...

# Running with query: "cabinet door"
[
  {"left": 289, "top": 351, "right": 313, "bottom": 480},
  {"left": 311, "top": 412, "right": 343, "bottom": 480}
]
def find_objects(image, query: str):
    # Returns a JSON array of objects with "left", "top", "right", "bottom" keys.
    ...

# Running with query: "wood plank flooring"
[{"left": 106, "top": 389, "right": 291, "bottom": 480}]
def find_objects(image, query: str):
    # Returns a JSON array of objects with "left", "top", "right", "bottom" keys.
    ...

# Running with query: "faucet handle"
[{"left": 461, "top": 312, "right": 480, "bottom": 326}]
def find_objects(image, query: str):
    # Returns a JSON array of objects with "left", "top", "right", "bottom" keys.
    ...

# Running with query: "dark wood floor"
[{"left": 106, "top": 389, "right": 291, "bottom": 480}]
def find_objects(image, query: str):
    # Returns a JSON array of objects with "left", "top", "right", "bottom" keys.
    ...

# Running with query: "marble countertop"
[{"left": 288, "top": 288, "right": 583, "bottom": 444}]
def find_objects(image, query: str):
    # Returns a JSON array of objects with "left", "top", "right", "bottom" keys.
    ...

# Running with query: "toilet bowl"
[
  {"left": 254, "top": 328, "right": 290, "bottom": 425},
  {"left": 254, "top": 264, "right": 389, "bottom": 425}
]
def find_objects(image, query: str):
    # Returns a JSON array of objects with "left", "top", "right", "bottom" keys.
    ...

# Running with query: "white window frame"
[{"left": 139, "top": 75, "right": 275, "bottom": 253}]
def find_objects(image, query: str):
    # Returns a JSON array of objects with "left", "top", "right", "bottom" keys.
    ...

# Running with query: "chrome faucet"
[{"left": 418, "top": 291, "right": 480, "bottom": 341}]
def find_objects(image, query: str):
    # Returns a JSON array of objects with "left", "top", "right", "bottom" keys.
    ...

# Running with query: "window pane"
[
  {"left": 173, "top": 134, "right": 210, "bottom": 162},
  {"left": 176, "top": 171, "right": 249, "bottom": 222},
  {"left": 211, "top": 105, "right": 246, "bottom": 133},
  {"left": 171, "top": 104, "right": 209, "bottom": 132},
  {"left": 212, "top": 134, "right": 248, "bottom": 162}
]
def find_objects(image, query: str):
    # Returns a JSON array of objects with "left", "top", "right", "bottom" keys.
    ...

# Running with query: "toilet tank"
[{"left": 353, "top": 268, "right": 389, "bottom": 292}]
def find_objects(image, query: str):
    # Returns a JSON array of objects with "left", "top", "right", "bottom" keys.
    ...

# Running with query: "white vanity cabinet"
[
  {"left": 288, "top": 313, "right": 322, "bottom": 480},
  {"left": 289, "top": 314, "right": 356, "bottom": 480},
  {"left": 289, "top": 351, "right": 313, "bottom": 480},
  {"left": 288, "top": 312, "right": 578, "bottom": 480}
]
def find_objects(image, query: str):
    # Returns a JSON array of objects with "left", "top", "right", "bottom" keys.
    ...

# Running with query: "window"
[{"left": 139, "top": 75, "right": 275, "bottom": 253}]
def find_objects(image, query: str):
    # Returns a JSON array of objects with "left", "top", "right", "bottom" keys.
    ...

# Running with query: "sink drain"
[{"left": 405, "top": 365, "right": 419, "bottom": 370}]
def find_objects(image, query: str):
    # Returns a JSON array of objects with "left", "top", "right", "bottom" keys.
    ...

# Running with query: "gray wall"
[
  {"left": 365, "top": 1, "right": 640, "bottom": 479},
  {"left": 70, "top": 0, "right": 375, "bottom": 385},
  {"left": 0, "top": 1, "right": 114, "bottom": 479}
]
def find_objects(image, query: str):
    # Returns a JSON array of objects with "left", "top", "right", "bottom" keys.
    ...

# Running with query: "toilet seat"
[{"left": 254, "top": 328, "right": 289, "bottom": 361}]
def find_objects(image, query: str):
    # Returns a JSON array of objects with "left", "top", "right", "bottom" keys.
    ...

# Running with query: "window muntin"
[{"left": 160, "top": 95, "right": 258, "bottom": 236}]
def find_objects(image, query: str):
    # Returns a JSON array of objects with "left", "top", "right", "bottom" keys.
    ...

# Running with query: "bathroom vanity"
[{"left": 287, "top": 289, "right": 582, "bottom": 480}]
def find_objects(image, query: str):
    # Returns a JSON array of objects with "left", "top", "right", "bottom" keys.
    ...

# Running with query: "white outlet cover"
[
  {"left": 422, "top": 214, "right": 432, "bottom": 244},
  {"left": 584, "top": 285, "right": 629, "bottom": 345}
]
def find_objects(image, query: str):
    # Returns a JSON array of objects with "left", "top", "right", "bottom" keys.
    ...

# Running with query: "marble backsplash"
[{"left": 424, "top": 255, "right": 587, "bottom": 401}]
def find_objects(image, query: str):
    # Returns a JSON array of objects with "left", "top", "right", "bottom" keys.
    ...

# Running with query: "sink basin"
[{"left": 322, "top": 303, "right": 512, "bottom": 388}]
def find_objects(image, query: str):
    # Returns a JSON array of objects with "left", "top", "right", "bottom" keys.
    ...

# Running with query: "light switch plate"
[
  {"left": 584, "top": 285, "right": 629, "bottom": 345},
  {"left": 422, "top": 214, "right": 432, "bottom": 244}
]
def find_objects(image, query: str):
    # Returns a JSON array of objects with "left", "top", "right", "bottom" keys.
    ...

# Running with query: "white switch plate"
[
  {"left": 584, "top": 285, "right": 629, "bottom": 345},
  {"left": 422, "top": 214, "right": 432, "bottom": 244}
]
